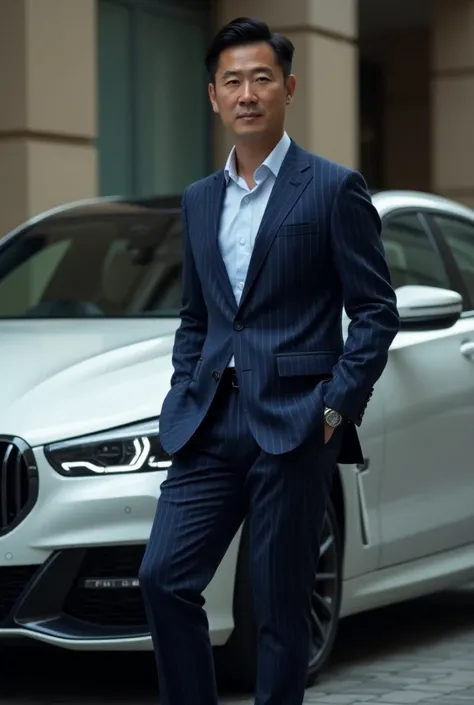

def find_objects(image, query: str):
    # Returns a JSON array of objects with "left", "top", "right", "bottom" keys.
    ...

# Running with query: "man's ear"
[
  {"left": 285, "top": 74, "right": 296, "bottom": 104},
  {"left": 208, "top": 82, "right": 220, "bottom": 114}
]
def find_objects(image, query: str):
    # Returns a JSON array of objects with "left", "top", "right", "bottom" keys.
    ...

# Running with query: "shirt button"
[
  {"left": 242, "top": 197, "right": 249, "bottom": 205},
  {"left": 239, "top": 238, "right": 246, "bottom": 246},
  {"left": 238, "top": 282, "right": 244, "bottom": 290}
]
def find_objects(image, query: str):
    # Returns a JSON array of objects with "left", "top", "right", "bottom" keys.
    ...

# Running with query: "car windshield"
[{"left": 0, "top": 204, "right": 183, "bottom": 318}]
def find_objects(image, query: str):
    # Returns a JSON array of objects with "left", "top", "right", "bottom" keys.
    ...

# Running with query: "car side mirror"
[{"left": 396, "top": 285, "right": 463, "bottom": 330}]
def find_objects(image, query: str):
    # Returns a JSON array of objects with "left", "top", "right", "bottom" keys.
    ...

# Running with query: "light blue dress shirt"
[{"left": 219, "top": 131, "right": 291, "bottom": 367}]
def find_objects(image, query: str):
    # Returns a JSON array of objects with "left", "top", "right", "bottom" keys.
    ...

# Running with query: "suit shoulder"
[
  {"left": 183, "top": 169, "right": 224, "bottom": 203},
  {"left": 307, "top": 151, "right": 359, "bottom": 186},
  {"left": 294, "top": 145, "right": 365, "bottom": 192}
]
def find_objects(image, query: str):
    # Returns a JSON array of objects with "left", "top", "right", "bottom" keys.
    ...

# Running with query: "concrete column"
[
  {"left": 431, "top": 0, "right": 474, "bottom": 208},
  {"left": 0, "top": 0, "right": 97, "bottom": 235},
  {"left": 213, "top": 0, "right": 358, "bottom": 170}
]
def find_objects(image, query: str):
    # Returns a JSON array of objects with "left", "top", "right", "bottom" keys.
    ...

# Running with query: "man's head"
[{"left": 205, "top": 17, "right": 296, "bottom": 144}]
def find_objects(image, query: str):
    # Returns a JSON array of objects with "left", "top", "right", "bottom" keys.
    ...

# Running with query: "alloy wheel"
[{"left": 308, "top": 507, "right": 341, "bottom": 670}]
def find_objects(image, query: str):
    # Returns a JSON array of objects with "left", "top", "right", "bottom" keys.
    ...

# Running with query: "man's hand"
[{"left": 324, "top": 422, "right": 335, "bottom": 444}]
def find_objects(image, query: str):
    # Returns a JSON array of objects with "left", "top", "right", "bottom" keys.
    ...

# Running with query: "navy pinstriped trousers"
[{"left": 139, "top": 372, "right": 341, "bottom": 705}]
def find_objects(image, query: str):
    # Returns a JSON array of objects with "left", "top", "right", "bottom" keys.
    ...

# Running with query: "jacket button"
[
  {"left": 233, "top": 320, "right": 244, "bottom": 331},
  {"left": 212, "top": 370, "right": 220, "bottom": 381}
]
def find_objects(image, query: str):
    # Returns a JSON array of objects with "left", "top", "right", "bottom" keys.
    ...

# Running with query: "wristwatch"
[{"left": 324, "top": 407, "right": 343, "bottom": 429}]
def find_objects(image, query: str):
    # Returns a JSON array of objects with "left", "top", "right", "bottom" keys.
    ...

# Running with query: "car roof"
[
  {"left": 0, "top": 194, "right": 182, "bottom": 244},
  {"left": 372, "top": 189, "right": 474, "bottom": 222}
]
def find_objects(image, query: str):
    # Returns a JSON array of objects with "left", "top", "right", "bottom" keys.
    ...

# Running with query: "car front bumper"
[{"left": 0, "top": 448, "right": 238, "bottom": 649}]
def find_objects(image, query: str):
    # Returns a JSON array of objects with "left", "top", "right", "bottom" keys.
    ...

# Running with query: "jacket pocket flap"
[
  {"left": 278, "top": 221, "right": 314, "bottom": 237},
  {"left": 276, "top": 351, "right": 338, "bottom": 377}
]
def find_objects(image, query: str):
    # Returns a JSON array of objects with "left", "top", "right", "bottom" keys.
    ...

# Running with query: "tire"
[{"left": 214, "top": 494, "right": 343, "bottom": 692}]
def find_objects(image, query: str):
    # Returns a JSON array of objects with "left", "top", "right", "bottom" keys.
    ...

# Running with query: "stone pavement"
[
  {"left": 221, "top": 584, "right": 474, "bottom": 705},
  {"left": 1, "top": 585, "right": 474, "bottom": 704}
]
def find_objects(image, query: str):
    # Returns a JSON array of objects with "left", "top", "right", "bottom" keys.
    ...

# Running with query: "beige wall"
[
  {"left": 431, "top": 0, "right": 474, "bottom": 208},
  {"left": 3, "top": 0, "right": 473, "bottom": 237},
  {"left": 0, "top": 0, "right": 97, "bottom": 236},
  {"left": 212, "top": 0, "right": 359, "bottom": 170}
]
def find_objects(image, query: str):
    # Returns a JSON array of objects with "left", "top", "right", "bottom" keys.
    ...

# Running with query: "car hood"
[
  {"left": 0, "top": 316, "right": 352, "bottom": 447},
  {"left": 0, "top": 319, "right": 179, "bottom": 446}
]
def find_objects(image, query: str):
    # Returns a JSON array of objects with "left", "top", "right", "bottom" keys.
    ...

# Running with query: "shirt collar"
[{"left": 224, "top": 131, "right": 291, "bottom": 185}]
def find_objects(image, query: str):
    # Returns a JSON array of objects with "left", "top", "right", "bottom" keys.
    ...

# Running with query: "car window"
[
  {"left": 382, "top": 212, "right": 450, "bottom": 290},
  {"left": 0, "top": 209, "right": 183, "bottom": 318},
  {"left": 431, "top": 215, "right": 474, "bottom": 310}
]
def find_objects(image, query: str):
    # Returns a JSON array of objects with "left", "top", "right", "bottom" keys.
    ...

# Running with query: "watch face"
[{"left": 325, "top": 410, "right": 342, "bottom": 428}]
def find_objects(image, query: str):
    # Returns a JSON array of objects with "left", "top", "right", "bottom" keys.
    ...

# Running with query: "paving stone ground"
[{"left": 1, "top": 585, "right": 474, "bottom": 704}]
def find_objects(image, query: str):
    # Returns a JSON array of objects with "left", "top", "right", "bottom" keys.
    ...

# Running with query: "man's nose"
[{"left": 239, "top": 82, "right": 257, "bottom": 103}]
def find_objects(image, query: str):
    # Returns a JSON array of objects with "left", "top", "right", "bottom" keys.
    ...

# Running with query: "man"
[{"left": 139, "top": 16, "right": 400, "bottom": 705}]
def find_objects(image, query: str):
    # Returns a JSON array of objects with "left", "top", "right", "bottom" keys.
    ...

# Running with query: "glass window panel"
[
  {"left": 0, "top": 208, "right": 183, "bottom": 318},
  {"left": 134, "top": 9, "right": 210, "bottom": 196},
  {"left": 97, "top": 0, "right": 134, "bottom": 196},
  {"left": 433, "top": 215, "right": 474, "bottom": 309},
  {"left": 98, "top": 0, "right": 211, "bottom": 198},
  {"left": 382, "top": 213, "right": 450, "bottom": 289}
]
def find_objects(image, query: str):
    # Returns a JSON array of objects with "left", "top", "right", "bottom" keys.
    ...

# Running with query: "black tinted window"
[
  {"left": 433, "top": 215, "right": 474, "bottom": 310},
  {"left": 382, "top": 212, "right": 450, "bottom": 289},
  {"left": 0, "top": 207, "right": 183, "bottom": 318}
]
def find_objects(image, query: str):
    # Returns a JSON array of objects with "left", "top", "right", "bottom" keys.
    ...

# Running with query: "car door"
[{"left": 376, "top": 208, "right": 474, "bottom": 568}]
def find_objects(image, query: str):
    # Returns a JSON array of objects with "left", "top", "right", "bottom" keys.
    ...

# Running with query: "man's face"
[{"left": 208, "top": 42, "right": 296, "bottom": 141}]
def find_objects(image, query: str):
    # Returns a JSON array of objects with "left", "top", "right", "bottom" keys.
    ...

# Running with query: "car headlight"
[{"left": 45, "top": 419, "right": 171, "bottom": 477}]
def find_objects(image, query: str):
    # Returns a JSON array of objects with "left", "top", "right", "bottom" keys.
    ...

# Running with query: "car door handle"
[{"left": 460, "top": 341, "right": 474, "bottom": 359}]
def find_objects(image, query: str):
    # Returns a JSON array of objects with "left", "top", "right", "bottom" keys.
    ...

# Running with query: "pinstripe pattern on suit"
[
  {"left": 158, "top": 139, "right": 400, "bottom": 461},
  {"left": 139, "top": 139, "right": 399, "bottom": 704},
  {"left": 140, "top": 377, "right": 343, "bottom": 705}
]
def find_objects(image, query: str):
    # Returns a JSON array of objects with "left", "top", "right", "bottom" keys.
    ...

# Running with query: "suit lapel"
[
  {"left": 206, "top": 170, "right": 237, "bottom": 310},
  {"left": 239, "top": 142, "right": 312, "bottom": 308}
]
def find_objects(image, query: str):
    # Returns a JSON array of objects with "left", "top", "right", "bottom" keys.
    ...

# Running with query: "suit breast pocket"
[{"left": 271, "top": 220, "right": 324, "bottom": 276}]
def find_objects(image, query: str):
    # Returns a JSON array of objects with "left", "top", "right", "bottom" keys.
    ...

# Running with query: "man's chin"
[{"left": 233, "top": 121, "right": 267, "bottom": 139}]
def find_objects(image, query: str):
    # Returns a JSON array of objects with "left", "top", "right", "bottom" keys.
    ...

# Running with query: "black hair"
[{"left": 205, "top": 17, "right": 295, "bottom": 83}]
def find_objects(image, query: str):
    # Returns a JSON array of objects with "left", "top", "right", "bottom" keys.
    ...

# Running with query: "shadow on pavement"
[
  {"left": 1, "top": 585, "right": 474, "bottom": 702},
  {"left": 329, "top": 584, "right": 474, "bottom": 670}
]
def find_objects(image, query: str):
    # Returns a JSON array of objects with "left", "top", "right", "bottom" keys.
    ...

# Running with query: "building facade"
[{"left": 0, "top": 0, "right": 473, "bottom": 236}]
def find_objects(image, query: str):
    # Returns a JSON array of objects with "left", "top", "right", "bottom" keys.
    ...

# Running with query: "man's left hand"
[{"left": 324, "top": 423, "right": 335, "bottom": 444}]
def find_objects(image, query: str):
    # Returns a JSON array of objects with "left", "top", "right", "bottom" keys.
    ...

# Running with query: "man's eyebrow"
[
  {"left": 221, "top": 70, "right": 239, "bottom": 79},
  {"left": 221, "top": 66, "right": 273, "bottom": 79}
]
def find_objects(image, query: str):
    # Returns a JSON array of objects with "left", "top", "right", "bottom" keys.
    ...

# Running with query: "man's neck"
[{"left": 234, "top": 132, "right": 284, "bottom": 188}]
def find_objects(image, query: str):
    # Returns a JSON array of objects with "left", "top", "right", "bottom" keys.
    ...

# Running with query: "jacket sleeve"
[
  {"left": 321, "top": 170, "right": 400, "bottom": 425},
  {"left": 169, "top": 188, "right": 208, "bottom": 387}
]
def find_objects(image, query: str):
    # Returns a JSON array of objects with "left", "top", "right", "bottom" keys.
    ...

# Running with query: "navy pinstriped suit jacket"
[{"left": 159, "top": 140, "right": 400, "bottom": 464}]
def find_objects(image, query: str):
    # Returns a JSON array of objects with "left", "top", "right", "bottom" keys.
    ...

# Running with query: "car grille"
[
  {"left": 0, "top": 565, "right": 39, "bottom": 624},
  {"left": 63, "top": 545, "right": 148, "bottom": 627},
  {"left": 0, "top": 437, "right": 39, "bottom": 535}
]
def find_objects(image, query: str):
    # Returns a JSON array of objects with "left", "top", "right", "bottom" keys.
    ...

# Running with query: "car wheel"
[{"left": 215, "top": 494, "right": 343, "bottom": 691}]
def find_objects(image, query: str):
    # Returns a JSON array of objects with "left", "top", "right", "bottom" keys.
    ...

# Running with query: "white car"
[{"left": 1, "top": 190, "right": 474, "bottom": 689}]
